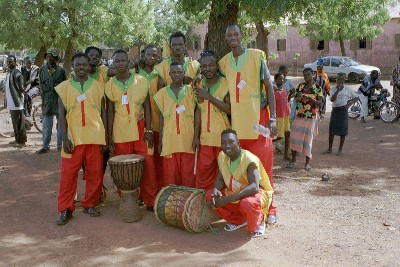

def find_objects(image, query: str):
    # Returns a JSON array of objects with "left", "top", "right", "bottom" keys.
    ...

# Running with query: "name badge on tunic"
[
  {"left": 122, "top": 95, "right": 129, "bottom": 105},
  {"left": 176, "top": 105, "right": 186, "bottom": 114},
  {"left": 237, "top": 80, "right": 246, "bottom": 90},
  {"left": 232, "top": 180, "right": 241, "bottom": 189},
  {"left": 77, "top": 94, "right": 87, "bottom": 103}
]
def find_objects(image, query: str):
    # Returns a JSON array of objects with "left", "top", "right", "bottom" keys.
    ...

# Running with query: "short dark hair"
[
  {"left": 7, "top": 55, "right": 16, "bottom": 62},
  {"left": 170, "top": 61, "right": 183, "bottom": 68},
  {"left": 144, "top": 44, "right": 158, "bottom": 54},
  {"left": 303, "top": 67, "right": 314, "bottom": 75},
  {"left": 200, "top": 50, "right": 218, "bottom": 63},
  {"left": 72, "top": 52, "right": 89, "bottom": 63},
  {"left": 274, "top": 73, "right": 283, "bottom": 80},
  {"left": 221, "top": 129, "right": 238, "bottom": 137},
  {"left": 169, "top": 31, "right": 186, "bottom": 45},
  {"left": 278, "top": 65, "right": 288, "bottom": 72},
  {"left": 85, "top": 46, "right": 102, "bottom": 57},
  {"left": 226, "top": 24, "right": 242, "bottom": 33},
  {"left": 112, "top": 49, "right": 128, "bottom": 59},
  {"left": 23, "top": 56, "right": 32, "bottom": 62},
  {"left": 371, "top": 70, "right": 379, "bottom": 75}
]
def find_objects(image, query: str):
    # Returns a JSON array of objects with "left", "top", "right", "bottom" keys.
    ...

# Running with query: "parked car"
[{"left": 304, "top": 56, "right": 380, "bottom": 83}]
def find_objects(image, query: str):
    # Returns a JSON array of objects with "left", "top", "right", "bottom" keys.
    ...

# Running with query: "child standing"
[
  {"left": 154, "top": 62, "right": 196, "bottom": 187},
  {"left": 274, "top": 73, "right": 291, "bottom": 160}
]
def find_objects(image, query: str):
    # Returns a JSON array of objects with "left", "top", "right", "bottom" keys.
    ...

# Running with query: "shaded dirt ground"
[{"left": 0, "top": 79, "right": 399, "bottom": 267}]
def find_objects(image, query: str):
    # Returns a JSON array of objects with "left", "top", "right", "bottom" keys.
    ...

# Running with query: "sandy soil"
[{"left": 0, "top": 78, "right": 399, "bottom": 267}]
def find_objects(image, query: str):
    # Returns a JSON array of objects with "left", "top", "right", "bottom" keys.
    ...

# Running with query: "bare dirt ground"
[{"left": 0, "top": 78, "right": 399, "bottom": 267}]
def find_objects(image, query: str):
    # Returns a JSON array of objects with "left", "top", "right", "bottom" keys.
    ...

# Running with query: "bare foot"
[{"left": 323, "top": 149, "right": 332, "bottom": 154}]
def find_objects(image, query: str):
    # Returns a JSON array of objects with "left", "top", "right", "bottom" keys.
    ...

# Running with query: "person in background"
[
  {"left": 390, "top": 56, "right": 400, "bottom": 106},
  {"left": 325, "top": 73, "right": 359, "bottom": 156},
  {"left": 36, "top": 48, "right": 66, "bottom": 154},
  {"left": 273, "top": 73, "right": 291, "bottom": 160},
  {"left": 314, "top": 58, "right": 331, "bottom": 118},
  {"left": 288, "top": 68, "right": 322, "bottom": 171},
  {"left": 21, "top": 57, "right": 40, "bottom": 120},
  {"left": 5, "top": 55, "right": 27, "bottom": 147},
  {"left": 357, "top": 70, "right": 382, "bottom": 123}
]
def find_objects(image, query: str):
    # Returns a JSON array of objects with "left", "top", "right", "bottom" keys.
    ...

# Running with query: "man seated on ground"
[
  {"left": 358, "top": 70, "right": 382, "bottom": 123},
  {"left": 209, "top": 129, "right": 273, "bottom": 237}
]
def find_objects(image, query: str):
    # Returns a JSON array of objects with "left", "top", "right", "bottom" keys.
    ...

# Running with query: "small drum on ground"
[
  {"left": 154, "top": 185, "right": 211, "bottom": 233},
  {"left": 109, "top": 154, "right": 145, "bottom": 223}
]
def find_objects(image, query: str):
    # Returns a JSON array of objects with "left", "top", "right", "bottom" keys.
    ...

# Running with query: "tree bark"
[
  {"left": 34, "top": 45, "right": 47, "bottom": 67},
  {"left": 206, "top": 0, "right": 239, "bottom": 58},
  {"left": 255, "top": 20, "right": 270, "bottom": 64},
  {"left": 63, "top": 39, "right": 74, "bottom": 75},
  {"left": 339, "top": 37, "right": 346, "bottom": 56}
]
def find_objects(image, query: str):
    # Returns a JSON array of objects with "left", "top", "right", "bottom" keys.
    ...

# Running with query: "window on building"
[
  {"left": 194, "top": 40, "right": 199, "bottom": 50},
  {"left": 359, "top": 38, "right": 367, "bottom": 49},
  {"left": 395, "top": 34, "right": 400, "bottom": 49},
  {"left": 277, "top": 39, "right": 286, "bottom": 51},
  {"left": 317, "top": 40, "right": 324, "bottom": 50}
]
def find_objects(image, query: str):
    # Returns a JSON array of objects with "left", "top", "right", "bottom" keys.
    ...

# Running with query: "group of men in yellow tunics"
[{"left": 55, "top": 25, "right": 278, "bottom": 237}]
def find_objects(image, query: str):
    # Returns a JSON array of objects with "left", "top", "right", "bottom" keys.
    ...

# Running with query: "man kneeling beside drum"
[{"left": 208, "top": 129, "right": 273, "bottom": 237}]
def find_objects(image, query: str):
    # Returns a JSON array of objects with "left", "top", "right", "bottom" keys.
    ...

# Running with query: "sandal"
[
  {"left": 305, "top": 163, "right": 312, "bottom": 171},
  {"left": 287, "top": 162, "right": 297, "bottom": 169},
  {"left": 224, "top": 222, "right": 247, "bottom": 232},
  {"left": 251, "top": 221, "right": 266, "bottom": 238}
]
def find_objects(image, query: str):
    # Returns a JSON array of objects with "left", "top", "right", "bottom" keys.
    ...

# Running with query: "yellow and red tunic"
[
  {"left": 153, "top": 85, "right": 196, "bottom": 157},
  {"left": 105, "top": 73, "right": 148, "bottom": 143},
  {"left": 197, "top": 77, "right": 230, "bottom": 147},
  {"left": 219, "top": 49, "right": 266, "bottom": 140},
  {"left": 55, "top": 78, "right": 106, "bottom": 156},
  {"left": 137, "top": 68, "right": 160, "bottom": 132},
  {"left": 218, "top": 149, "right": 273, "bottom": 215},
  {"left": 155, "top": 57, "right": 200, "bottom": 86}
]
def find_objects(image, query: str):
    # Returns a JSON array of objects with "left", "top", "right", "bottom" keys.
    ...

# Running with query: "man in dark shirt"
[
  {"left": 36, "top": 48, "right": 66, "bottom": 154},
  {"left": 21, "top": 56, "right": 40, "bottom": 118}
]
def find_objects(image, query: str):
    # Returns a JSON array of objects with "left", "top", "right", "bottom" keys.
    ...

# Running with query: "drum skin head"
[{"left": 109, "top": 154, "right": 146, "bottom": 163}]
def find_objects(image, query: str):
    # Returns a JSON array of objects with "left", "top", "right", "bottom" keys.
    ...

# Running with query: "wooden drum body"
[
  {"left": 154, "top": 185, "right": 210, "bottom": 233},
  {"left": 109, "top": 154, "right": 145, "bottom": 223}
]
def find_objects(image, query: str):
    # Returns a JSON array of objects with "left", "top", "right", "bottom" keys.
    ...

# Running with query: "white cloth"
[
  {"left": 358, "top": 93, "right": 369, "bottom": 117},
  {"left": 283, "top": 79, "right": 295, "bottom": 94},
  {"left": 330, "top": 86, "right": 359, "bottom": 108},
  {"left": 5, "top": 72, "right": 24, "bottom": 111}
]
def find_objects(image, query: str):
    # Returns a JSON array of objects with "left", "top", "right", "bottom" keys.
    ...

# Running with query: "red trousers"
[
  {"left": 240, "top": 108, "right": 276, "bottom": 215},
  {"left": 162, "top": 153, "right": 195, "bottom": 187},
  {"left": 58, "top": 144, "right": 103, "bottom": 212},
  {"left": 195, "top": 145, "right": 221, "bottom": 190},
  {"left": 206, "top": 189, "right": 264, "bottom": 233},
  {"left": 153, "top": 131, "right": 164, "bottom": 191},
  {"left": 114, "top": 120, "right": 158, "bottom": 207}
]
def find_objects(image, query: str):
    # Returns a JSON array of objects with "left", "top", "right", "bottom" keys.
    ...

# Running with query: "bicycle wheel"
[
  {"left": 348, "top": 100, "right": 361, "bottom": 119},
  {"left": 32, "top": 104, "right": 43, "bottom": 133},
  {"left": 380, "top": 101, "right": 400, "bottom": 123}
]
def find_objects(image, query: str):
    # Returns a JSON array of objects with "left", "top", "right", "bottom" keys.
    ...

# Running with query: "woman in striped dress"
[{"left": 287, "top": 68, "right": 323, "bottom": 171}]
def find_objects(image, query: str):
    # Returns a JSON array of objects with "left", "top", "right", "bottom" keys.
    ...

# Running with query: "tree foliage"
[{"left": 297, "top": 0, "right": 393, "bottom": 55}]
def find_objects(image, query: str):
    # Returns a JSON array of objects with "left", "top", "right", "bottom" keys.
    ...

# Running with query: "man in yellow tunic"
[
  {"left": 217, "top": 24, "right": 278, "bottom": 224},
  {"left": 193, "top": 50, "right": 231, "bottom": 190},
  {"left": 156, "top": 31, "right": 200, "bottom": 89},
  {"left": 105, "top": 49, "right": 157, "bottom": 209},
  {"left": 154, "top": 62, "right": 196, "bottom": 187},
  {"left": 55, "top": 53, "right": 106, "bottom": 225},
  {"left": 209, "top": 129, "right": 273, "bottom": 237},
  {"left": 137, "top": 44, "right": 163, "bottom": 191}
]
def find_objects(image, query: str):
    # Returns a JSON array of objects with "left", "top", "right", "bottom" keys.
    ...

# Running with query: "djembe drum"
[
  {"left": 154, "top": 185, "right": 211, "bottom": 233},
  {"left": 109, "top": 154, "right": 145, "bottom": 222}
]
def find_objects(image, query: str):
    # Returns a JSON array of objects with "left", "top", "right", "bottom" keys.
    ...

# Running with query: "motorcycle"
[{"left": 348, "top": 88, "right": 400, "bottom": 123}]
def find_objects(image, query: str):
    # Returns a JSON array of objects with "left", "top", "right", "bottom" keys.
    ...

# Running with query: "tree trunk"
[
  {"left": 206, "top": 0, "right": 239, "bottom": 58},
  {"left": 63, "top": 39, "right": 74, "bottom": 75},
  {"left": 255, "top": 20, "right": 270, "bottom": 64},
  {"left": 34, "top": 45, "right": 47, "bottom": 67},
  {"left": 339, "top": 37, "right": 346, "bottom": 56}
]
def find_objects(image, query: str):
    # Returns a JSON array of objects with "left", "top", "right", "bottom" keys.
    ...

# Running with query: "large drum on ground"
[
  {"left": 154, "top": 185, "right": 211, "bottom": 233},
  {"left": 109, "top": 154, "right": 145, "bottom": 223}
]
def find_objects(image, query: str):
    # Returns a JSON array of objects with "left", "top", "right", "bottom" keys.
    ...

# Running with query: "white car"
[{"left": 304, "top": 56, "right": 380, "bottom": 83}]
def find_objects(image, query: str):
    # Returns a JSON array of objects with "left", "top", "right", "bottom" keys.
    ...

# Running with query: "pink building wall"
[{"left": 187, "top": 18, "right": 400, "bottom": 77}]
